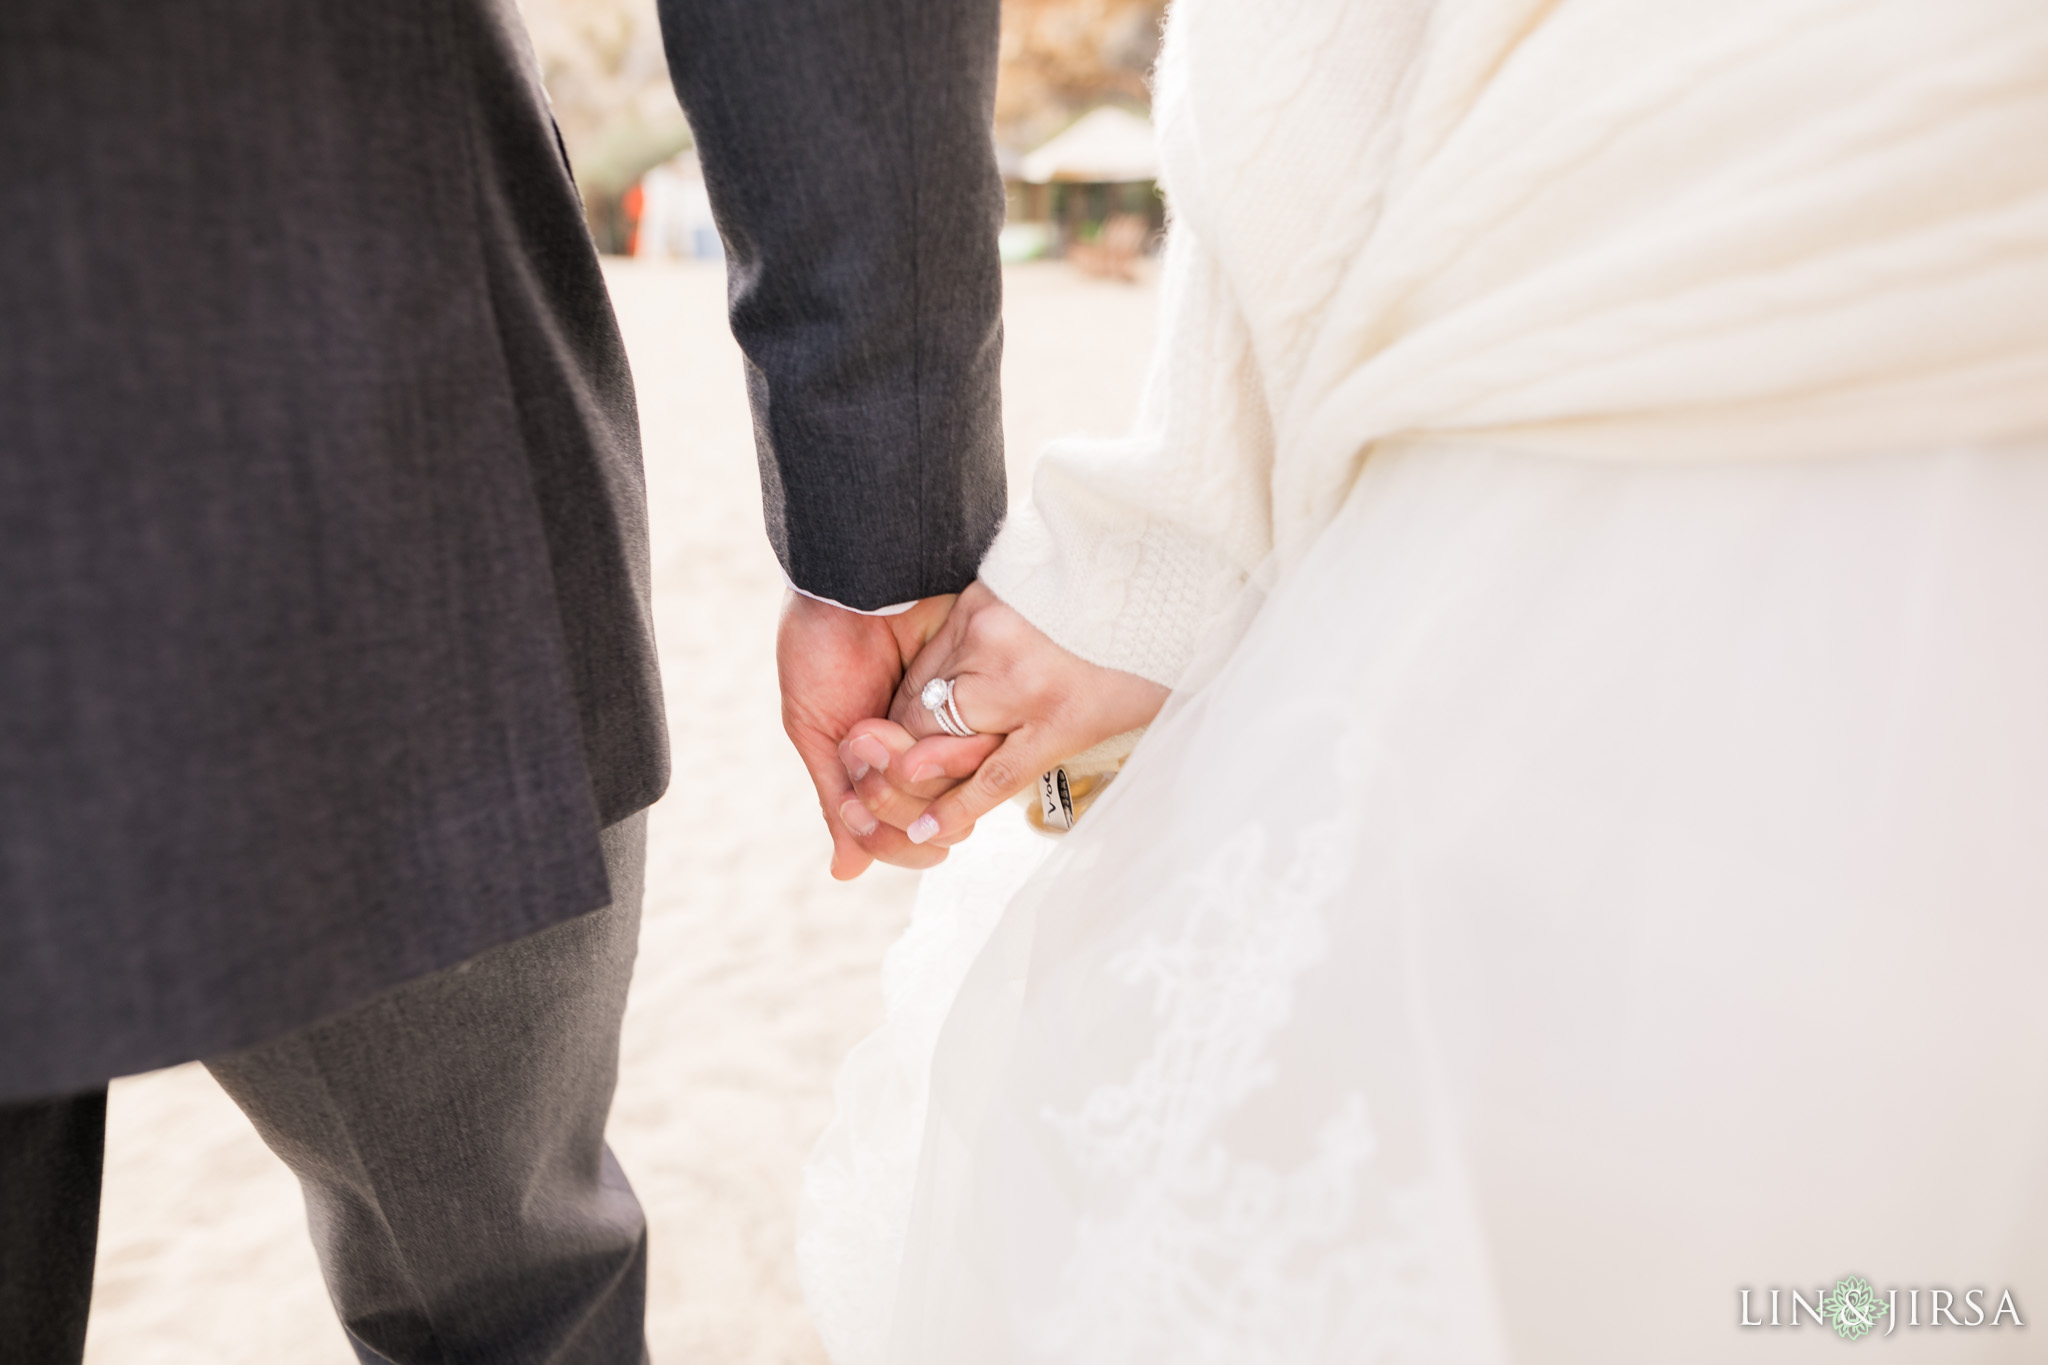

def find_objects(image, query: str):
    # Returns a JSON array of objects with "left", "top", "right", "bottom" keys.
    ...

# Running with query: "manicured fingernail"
[
  {"left": 840, "top": 800, "right": 879, "bottom": 837},
  {"left": 838, "top": 740, "right": 868, "bottom": 782},
  {"left": 907, "top": 814, "right": 940, "bottom": 844},
  {"left": 849, "top": 736, "right": 891, "bottom": 774},
  {"left": 908, "top": 763, "right": 946, "bottom": 783}
]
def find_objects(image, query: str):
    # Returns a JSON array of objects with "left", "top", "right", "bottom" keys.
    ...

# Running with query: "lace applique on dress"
[{"left": 1028, "top": 816, "right": 1455, "bottom": 1365}]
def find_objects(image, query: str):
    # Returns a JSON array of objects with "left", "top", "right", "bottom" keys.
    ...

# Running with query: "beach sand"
[{"left": 80, "top": 258, "right": 1158, "bottom": 1365}]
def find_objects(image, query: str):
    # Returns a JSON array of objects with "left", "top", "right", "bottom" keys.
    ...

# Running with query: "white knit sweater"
[{"left": 978, "top": 0, "right": 2048, "bottom": 688}]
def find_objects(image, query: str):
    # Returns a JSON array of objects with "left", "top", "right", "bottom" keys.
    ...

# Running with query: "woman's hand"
[{"left": 837, "top": 582, "right": 1169, "bottom": 847}]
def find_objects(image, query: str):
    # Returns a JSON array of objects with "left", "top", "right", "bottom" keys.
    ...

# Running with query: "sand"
[{"left": 79, "top": 258, "right": 1158, "bottom": 1365}]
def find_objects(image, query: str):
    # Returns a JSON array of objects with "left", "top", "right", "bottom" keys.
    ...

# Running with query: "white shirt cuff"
[{"left": 783, "top": 571, "right": 917, "bottom": 617}]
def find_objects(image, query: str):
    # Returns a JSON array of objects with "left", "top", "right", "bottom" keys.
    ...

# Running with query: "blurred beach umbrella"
[{"left": 1019, "top": 106, "right": 1158, "bottom": 184}]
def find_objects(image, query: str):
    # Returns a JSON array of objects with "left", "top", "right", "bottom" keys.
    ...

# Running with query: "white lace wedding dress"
[
  {"left": 801, "top": 441, "right": 2048, "bottom": 1365},
  {"left": 800, "top": 0, "right": 2048, "bottom": 1360}
]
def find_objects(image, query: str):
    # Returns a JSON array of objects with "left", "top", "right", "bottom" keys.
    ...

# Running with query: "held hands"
[
  {"left": 778, "top": 591, "right": 965, "bottom": 880},
  {"left": 835, "top": 582, "right": 1169, "bottom": 857}
]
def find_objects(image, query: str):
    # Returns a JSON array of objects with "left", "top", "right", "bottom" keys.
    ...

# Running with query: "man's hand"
[{"left": 777, "top": 590, "right": 972, "bottom": 879}]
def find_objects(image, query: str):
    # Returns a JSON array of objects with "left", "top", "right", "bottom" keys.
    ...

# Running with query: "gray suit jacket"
[{"left": 0, "top": 0, "right": 1003, "bottom": 1100}]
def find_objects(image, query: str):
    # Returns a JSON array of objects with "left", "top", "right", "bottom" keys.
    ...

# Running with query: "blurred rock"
[{"left": 996, "top": 0, "right": 1165, "bottom": 153}]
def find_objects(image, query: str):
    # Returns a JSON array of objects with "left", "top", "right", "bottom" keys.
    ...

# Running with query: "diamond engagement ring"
[{"left": 920, "top": 677, "right": 978, "bottom": 738}]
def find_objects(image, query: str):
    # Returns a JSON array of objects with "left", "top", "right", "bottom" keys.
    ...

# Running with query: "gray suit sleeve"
[{"left": 655, "top": 0, "right": 1007, "bottom": 610}]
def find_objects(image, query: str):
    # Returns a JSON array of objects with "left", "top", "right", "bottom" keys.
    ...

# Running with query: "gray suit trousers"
[{"left": 206, "top": 812, "right": 650, "bottom": 1365}]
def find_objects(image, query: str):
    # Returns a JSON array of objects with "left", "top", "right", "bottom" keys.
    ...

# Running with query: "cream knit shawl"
[{"left": 978, "top": 0, "right": 2048, "bottom": 687}]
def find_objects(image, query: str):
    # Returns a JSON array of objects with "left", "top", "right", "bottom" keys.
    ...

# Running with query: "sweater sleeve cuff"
[{"left": 977, "top": 494, "right": 1249, "bottom": 690}]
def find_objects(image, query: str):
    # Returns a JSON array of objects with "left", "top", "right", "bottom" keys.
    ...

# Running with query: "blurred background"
[
  {"left": 530, "top": 0, "right": 1167, "bottom": 269},
  {"left": 81, "top": 3, "right": 1164, "bottom": 1362}
]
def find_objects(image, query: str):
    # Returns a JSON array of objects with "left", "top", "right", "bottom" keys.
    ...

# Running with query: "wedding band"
[{"left": 920, "top": 677, "right": 978, "bottom": 738}]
